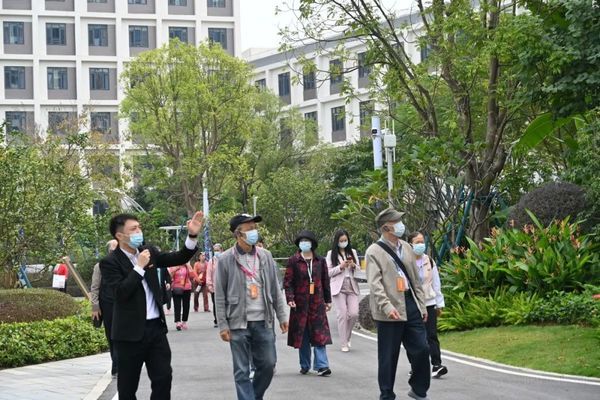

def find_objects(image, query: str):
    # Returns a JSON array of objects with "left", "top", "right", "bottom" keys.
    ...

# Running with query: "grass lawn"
[{"left": 439, "top": 325, "right": 600, "bottom": 378}]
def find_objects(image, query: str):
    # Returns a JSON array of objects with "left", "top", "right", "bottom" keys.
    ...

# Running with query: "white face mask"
[
  {"left": 392, "top": 221, "right": 405, "bottom": 238},
  {"left": 338, "top": 241, "right": 348, "bottom": 249}
]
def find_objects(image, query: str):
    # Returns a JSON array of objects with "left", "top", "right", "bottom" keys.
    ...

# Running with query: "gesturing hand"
[{"left": 187, "top": 211, "right": 204, "bottom": 236}]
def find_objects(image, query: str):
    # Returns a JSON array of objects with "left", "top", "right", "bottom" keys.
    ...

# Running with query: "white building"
[
  {"left": 1, "top": 0, "right": 240, "bottom": 144},
  {"left": 244, "top": 13, "right": 426, "bottom": 145}
]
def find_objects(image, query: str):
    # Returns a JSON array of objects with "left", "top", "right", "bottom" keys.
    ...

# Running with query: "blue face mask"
[
  {"left": 393, "top": 222, "right": 405, "bottom": 238},
  {"left": 299, "top": 241, "right": 312, "bottom": 252},
  {"left": 129, "top": 232, "right": 144, "bottom": 249},
  {"left": 412, "top": 243, "right": 426, "bottom": 256},
  {"left": 243, "top": 229, "right": 259, "bottom": 246},
  {"left": 213, "top": 251, "right": 221, "bottom": 258}
]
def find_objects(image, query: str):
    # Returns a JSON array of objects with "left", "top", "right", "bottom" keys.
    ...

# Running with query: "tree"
[
  {"left": 282, "top": 0, "right": 552, "bottom": 242},
  {"left": 0, "top": 129, "right": 94, "bottom": 287},
  {"left": 121, "top": 41, "right": 307, "bottom": 220}
]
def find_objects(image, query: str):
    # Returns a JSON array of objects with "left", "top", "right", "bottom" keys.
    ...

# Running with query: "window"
[
  {"left": 129, "top": 26, "right": 148, "bottom": 47},
  {"left": 88, "top": 0, "right": 107, "bottom": 3},
  {"left": 207, "top": 0, "right": 226, "bottom": 7},
  {"left": 255, "top": 78, "right": 266, "bottom": 90},
  {"left": 304, "top": 111, "right": 318, "bottom": 143},
  {"left": 4, "top": 67, "right": 25, "bottom": 89},
  {"left": 169, "top": 0, "right": 187, "bottom": 5},
  {"left": 48, "top": 112, "right": 69, "bottom": 134},
  {"left": 420, "top": 44, "right": 430, "bottom": 62},
  {"left": 303, "top": 69, "right": 315, "bottom": 90},
  {"left": 331, "top": 106, "right": 345, "bottom": 132},
  {"left": 330, "top": 59, "right": 343, "bottom": 85},
  {"left": 6, "top": 111, "right": 26, "bottom": 133},
  {"left": 3, "top": 22, "right": 24, "bottom": 45},
  {"left": 358, "top": 52, "right": 371, "bottom": 79},
  {"left": 128, "top": 0, "right": 147, "bottom": 4},
  {"left": 359, "top": 101, "right": 374, "bottom": 136},
  {"left": 278, "top": 72, "right": 290, "bottom": 97},
  {"left": 88, "top": 25, "right": 108, "bottom": 47},
  {"left": 47, "top": 67, "right": 68, "bottom": 90},
  {"left": 91, "top": 112, "right": 111, "bottom": 133},
  {"left": 208, "top": 28, "right": 227, "bottom": 49},
  {"left": 46, "top": 23, "right": 66, "bottom": 45},
  {"left": 168, "top": 27, "right": 188, "bottom": 43},
  {"left": 90, "top": 68, "right": 110, "bottom": 90}
]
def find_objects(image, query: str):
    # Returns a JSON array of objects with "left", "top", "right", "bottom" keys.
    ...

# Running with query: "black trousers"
[
  {"left": 115, "top": 319, "right": 172, "bottom": 400},
  {"left": 425, "top": 305, "right": 442, "bottom": 366},
  {"left": 99, "top": 298, "right": 118, "bottom": 374},
  {"left": 377, "top": 293, "right": 430, "bottom": 399},
  {"left": 172, "top": 290, "right": 191, "bottom": 323}
]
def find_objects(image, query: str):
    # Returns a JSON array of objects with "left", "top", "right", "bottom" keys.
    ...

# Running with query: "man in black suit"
[{"left": 100, "top": 212, "right": 204, "bottom": 400}]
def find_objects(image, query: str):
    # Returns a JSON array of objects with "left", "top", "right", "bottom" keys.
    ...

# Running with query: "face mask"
[
  {"left": 213, "top": 251, "right": 221, "bottom": 258},
  {"left": 412, "top": 243, "right": 426, "bottom": 256},
  {"left": 299, "top": 241, "right": 312, "bottom": 252},
  {"left": 338, "top": 241, "right": 348, "bottom": 249},
  {"left": 128, "top": 232, "right": 144, "bottom": 248},
  {"left": 243, "top": 229, "right": 259, "bottom": 246},
  {"left": 392, "top": 222, "right": 405, "bottom": 238}
]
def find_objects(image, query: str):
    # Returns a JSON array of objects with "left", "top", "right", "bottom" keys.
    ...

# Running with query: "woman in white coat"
[{"left": 326, "top": 229, "right": 360, "bottom": 352}]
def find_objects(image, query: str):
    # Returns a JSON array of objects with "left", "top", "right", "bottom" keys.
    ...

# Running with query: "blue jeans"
[
  {"left": 229, "top": 321, "right": 277, "bottom": 400},
  {"left": 299, "top": 327, "right": 329, "bottom": 370}
]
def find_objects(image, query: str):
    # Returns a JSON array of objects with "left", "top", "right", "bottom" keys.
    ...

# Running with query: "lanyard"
[
  {"left": 234, "top": 248, "right": 258, "bottom": 280},
  {"left": 303, "top": 257, "right": 313, "bottom": 283}
]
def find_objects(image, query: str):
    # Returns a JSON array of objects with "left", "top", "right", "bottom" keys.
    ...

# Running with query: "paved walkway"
[{"left": 2, "top": 285, "right": 599, "bottom": 399}]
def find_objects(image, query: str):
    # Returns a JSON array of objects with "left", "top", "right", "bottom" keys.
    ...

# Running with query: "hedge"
[{"left": 0, "top": 288, "right": 79, "bottom": 323}]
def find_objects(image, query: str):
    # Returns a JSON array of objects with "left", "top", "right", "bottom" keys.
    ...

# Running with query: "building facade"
[
  {"left": 1, "top": 0, "right": 240, "bottom": 144},
  {"left": 245, "top": 17, "right": 426, "bottom": 145}
]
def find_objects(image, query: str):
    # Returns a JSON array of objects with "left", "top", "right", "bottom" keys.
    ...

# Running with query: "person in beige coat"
[{"left": 366, "top": 208, "right": 431, "bottom": 400}]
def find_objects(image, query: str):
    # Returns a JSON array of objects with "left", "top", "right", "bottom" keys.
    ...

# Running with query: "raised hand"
[{"left": 187, "top": 211, "right": 204, "bottom": 236}]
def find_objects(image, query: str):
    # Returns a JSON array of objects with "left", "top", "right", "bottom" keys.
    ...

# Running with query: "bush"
[
  {"left": 0, "top": 307, "right": 108, "bottom": 368},
  {"left": 439, "top": 289, "right": 540, "bottom": 332},
  {"left": 527, "top": 287, "right": 600, "bottom": 327},
  {"left": 443, "top": 216, "right": 600, "bottom": 298},
  {"left": 0, "top": 288, "right": 80, "bottom": 323},
  {"left": 358, "top": 296, "right": 375, "bottom": 332},
  {"left": 508, "top": 182, "right": 588, "bottom": 229}
]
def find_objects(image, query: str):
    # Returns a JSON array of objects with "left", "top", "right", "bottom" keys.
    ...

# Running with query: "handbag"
[{"left": 92, "top": 314, "right": 103, "bottom": 329}]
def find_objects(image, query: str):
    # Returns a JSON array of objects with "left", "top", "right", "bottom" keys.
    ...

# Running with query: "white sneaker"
[
  {"left": 341, "top": 346, "right": 349, "bottom": 352},
  {"left": 347, "top": 340, "right": 351, "bottom": 348}
]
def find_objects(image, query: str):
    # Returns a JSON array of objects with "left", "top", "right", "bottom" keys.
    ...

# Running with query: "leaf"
[{"left": 514, "top": 113, "right": 573, "bottom": 154}]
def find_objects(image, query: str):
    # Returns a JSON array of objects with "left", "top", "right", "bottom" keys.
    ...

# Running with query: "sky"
[{"left": 240, "top": 0, "right": 418, "bottom": 52}]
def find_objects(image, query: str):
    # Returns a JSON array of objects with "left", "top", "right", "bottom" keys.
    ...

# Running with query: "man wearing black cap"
[
  {"left": 215, "top": 214, "right": 288, "bottom": 400},
  {"left": 365, "top": 208, "right": 431, "bottom": 400}
]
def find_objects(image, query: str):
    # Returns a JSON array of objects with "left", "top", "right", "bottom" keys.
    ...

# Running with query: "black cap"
[{"left": 229, "top": 213, "right": 262, "bottom": 232}]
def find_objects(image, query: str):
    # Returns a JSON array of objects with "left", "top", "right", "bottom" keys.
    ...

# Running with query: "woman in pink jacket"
[
  {"left": 326, "top": 229, "right": 360, "bottom": 352},
  {"left": 168, "top": 263, "right": 197, "bottom": 331}
]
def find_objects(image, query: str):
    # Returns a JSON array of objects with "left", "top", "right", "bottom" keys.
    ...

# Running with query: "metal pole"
[
  {"left": 371, "top": 116, "right": 383, "bottom": 170},
  {"left": 253, "top": 196, "right": 258, "bottom": 216},
  {"left": 387, "top": 147, "right": 394, "bottom": 206}
]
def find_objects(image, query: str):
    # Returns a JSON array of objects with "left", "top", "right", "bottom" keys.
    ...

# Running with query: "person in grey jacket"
[
  {"left": 215, "top": 213, "right": 288, "bottom": 400},
  {"left": 366, "top": 208, "right": 430, "bottom": 400}
]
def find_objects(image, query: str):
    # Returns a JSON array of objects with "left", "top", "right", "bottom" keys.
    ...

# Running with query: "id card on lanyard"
[
  {"left": 234, "top": 249, "right": 260, "bottom": 299},
  {"left": 305, "top": 257, "right": 315, "bottom": 295}
]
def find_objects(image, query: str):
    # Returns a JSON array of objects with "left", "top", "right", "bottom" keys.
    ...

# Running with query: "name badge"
[
  {"left": 309, "top": 282, "right": 315, "bottom": 295},
  {"left": 249, "top": 283, "right": 259, "bottom": 299},
  {"left": 396, "top": 276, "right": 407, "bottom": 292}
]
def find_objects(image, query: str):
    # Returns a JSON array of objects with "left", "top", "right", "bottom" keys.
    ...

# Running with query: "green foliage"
[
  {"left": 527, "top": 287, "right": 600, "bottom": 327},
  {"left": 508, "top": 182, "right": 588, "bottom": 229},
  {"left": 439, "top": 289, "right": 540, "bottom": 332},
  {"left": 0, "top": 133, "right": 95, "bottom": 286},
  {"left": 0, "top": 301, "right": 108, "bottom": 368},
  {"left": 443, "top": 217, "right": 600, "bottom": 299},
  {"left": 0, "top": 289, "right": 80, "bottom": 323}
]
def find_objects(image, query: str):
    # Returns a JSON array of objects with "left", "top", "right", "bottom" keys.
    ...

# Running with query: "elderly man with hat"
[
  {"left": 365, "top": 208, "right": 431, "bottom": 400},
  {"left": 215, "top": 213, "right": 288, "bottom": 400},
  {"left": 283, "top": 230, "right": 333, "bottom": 377}
]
